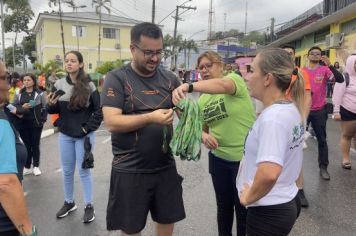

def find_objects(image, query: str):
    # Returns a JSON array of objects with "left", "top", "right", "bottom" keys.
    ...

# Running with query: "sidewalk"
[{"left": 41, "top": 118, "right": 56, "bottom": 139}]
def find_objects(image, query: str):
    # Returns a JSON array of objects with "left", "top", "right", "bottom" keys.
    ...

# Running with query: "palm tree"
[
  {"left": 49, "top": 0, "right": 66, "bottom": 59},
  {"left": 163, "top": 34, "right": 173, "bottom": 60},
  {"left": 186, "top": 40, "right": 198, "bottom": 69},
  {"left": 92, "top": 0, "right": 111, "bottom": 65}
]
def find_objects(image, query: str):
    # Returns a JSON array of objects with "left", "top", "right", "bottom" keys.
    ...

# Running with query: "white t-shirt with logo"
[{"left": 236, "top": 103, "right": 304, "bottom": 207}]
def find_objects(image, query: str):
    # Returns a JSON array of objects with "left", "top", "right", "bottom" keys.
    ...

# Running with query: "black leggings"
[
  {"left": 0, "top": 229, "right": 20, "bottom": 236},
  {"left": 246, "top": 196, "right": 301, "bottom": 236},
  {"left": 209, "top": 152, "right": 246, "bottom": 236},
  {"left": 18, "top": 125, "right": 43, "bottom": 168}
]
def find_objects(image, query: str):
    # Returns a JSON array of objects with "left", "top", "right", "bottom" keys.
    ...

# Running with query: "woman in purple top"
[{"left": 332, "top": 55, "right": 356, "bottom": 169}]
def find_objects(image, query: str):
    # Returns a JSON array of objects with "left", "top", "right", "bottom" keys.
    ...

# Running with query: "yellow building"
[
  {"left": 268, "top": 1, "right": 356, "bottom": 68},
  {"left": 33, "top": 12, "right": 141, "bottom": 72}
]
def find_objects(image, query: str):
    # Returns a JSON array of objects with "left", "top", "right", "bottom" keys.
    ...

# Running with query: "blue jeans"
[{"left": 59, "top": 132, "right": 95, "bottom": 205}]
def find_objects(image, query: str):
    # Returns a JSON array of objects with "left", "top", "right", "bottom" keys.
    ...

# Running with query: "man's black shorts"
[{"left": 106, "top": 167, "right": 186, "bottom": 234}]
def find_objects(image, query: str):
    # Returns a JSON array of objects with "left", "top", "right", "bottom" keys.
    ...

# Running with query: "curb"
[{"left": 41, "top": 128, "right": 55, "bottom": 139}]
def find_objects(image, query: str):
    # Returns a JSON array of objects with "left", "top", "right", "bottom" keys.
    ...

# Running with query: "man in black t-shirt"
[{"left": 101, "top": 22, "right": 185, "bottom": 235}]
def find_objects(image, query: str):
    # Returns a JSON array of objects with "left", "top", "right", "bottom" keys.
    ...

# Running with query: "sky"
[{"left": 6, "top": 0, "right": 323, "bottom": 45}]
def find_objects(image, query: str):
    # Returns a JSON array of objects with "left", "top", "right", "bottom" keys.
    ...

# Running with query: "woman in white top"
[{"left": 236, "top": 48, "right": 305, "bottom": 236}]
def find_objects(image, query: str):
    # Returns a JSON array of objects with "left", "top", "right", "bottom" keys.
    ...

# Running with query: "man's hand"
[
  {"left": 149, "top": 109, "right": 174, "bottom": 125},
  {"left": 47, "top": 93, "right": 60, "bottom": 106},
  {"left": 202, "top": 132, "right": 219, "bottom": 150},
  {"left": 321, "top": 55, "right": 331, "bottom": 66},
  {"left": 172, "top": 84, "right": 189, "bottom": 105}
]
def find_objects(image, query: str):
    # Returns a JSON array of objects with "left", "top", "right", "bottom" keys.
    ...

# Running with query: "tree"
[
  {"left": 186, "top": 40, "right": 198, "bottom": 69},
  {"left": 5, "top": 46, "right": 23, "bottom": 69},
  {"left": 163, "top": 34, "right": 173, "bottom": 60},
  {"left": 3, "top": 0, "right": 34, "bottom": 45},
  {"left": 21, "top": 34, "right": 36, "bottom": 64},
  {"left": 92, "top": 0, "right": 111, "bottom": 64},
  {"left": 34, "top": 60, "right": 65, "bottom": 78},
  {"left": 95, "top": 60, "right": 123, "bottom": 74}
]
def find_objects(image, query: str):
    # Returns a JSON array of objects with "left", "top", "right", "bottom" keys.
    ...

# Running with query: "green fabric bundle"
[{"left": 169, "top": 98, "right": 202, "bottom": 161}]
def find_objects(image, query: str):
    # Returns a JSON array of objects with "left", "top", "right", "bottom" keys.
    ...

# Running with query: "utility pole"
[
  {"left": 152, "top": 0, "right": 155, "bottom": 23},
  {"left": 244, "top": 1, "right": 248, "bottom": 35},
  {"left": 171, "top": 3, "right": 196, "bottom": 70},
  {"left": 224, "top": 13, "right": 227, "bottom": 32},
  {"left": 208, "top": 0, "right": 213, "bottom": 40},
  {"left": 0, "top": 0, "right": 5, "bottom": 63},
  {"left": 270, "top": 17, "right": 275, "bottom": 43}
]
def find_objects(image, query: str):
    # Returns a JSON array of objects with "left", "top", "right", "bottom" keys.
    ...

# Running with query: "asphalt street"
[{"left": 23, "top": 106, "right": 356, "bottom": 236}]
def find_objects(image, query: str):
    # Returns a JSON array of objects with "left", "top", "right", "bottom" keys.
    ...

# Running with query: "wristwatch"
[{"left": 187, "top": 83, "right": 194, "bottom": 93}]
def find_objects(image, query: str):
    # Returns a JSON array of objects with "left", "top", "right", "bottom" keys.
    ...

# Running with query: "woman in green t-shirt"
[{"left": 172, "top": 51, "right": 255, "bottom": 236}]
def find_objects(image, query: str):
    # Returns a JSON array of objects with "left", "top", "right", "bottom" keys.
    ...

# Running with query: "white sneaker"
[
  {"left": 33, "top": 167, "right": 42, "bottom": 176},
  {"left": 23, "top": 168, "right": 33, "bottom": 176},
  {"left": 303, "top": 141, "right": 308, "bottom": 149},
  {"left": 304, "top": 131, "right": 311, "bottom": 140}
]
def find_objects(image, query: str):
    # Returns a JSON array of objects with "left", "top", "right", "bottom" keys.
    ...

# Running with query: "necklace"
[{"left": 273, "top": 100, "right": 292, "bottom": 104}]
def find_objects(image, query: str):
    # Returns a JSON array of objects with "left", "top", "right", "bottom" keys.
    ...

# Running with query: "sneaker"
[
  {"left": 303, "top": 141, "right": 308, "bottom": 149},
  {"left": 23, "top": 168, "right": 32, "bottom": 176},
  {"left": 320, "top": 168, "right": 330, "bottom": 180},
  {"left": 83, "top": 204, "right": 95, "bottom": 223},
  {"left": 56, "top": 201, "right": 77, "bottom": 218},
  {"left": 298, "top": 189, "right": 309, "bottom": 208},
  {"left": 33, "top": 167, "right": 42, "bottom": 176}
]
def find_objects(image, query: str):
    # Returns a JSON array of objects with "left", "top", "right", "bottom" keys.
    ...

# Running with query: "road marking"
[{"left": 102, "top": 137, "right": 111, "bottom": 144}]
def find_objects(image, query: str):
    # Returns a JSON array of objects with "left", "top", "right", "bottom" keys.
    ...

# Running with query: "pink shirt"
[
  {"left": 303, "top": 65, "right": 332, "bottom": 111},
  {"left": 332, "top": 55, "right": 356, "bottom": 114}
]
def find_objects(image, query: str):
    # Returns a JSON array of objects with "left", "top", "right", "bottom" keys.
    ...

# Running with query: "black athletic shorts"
[
  {"left": 340, "top": 106, "right": 356, "bottom": 121},
  {"left": 106, "top": 167, "right": 185, "bottom": 234}
]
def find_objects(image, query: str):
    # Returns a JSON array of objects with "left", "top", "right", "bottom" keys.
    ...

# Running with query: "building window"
[
  {"left": 295, "top": 40, "right": 302, "bottom": 49},
  {"left": 72, "top": 25, "right": 86, "bottom": 37},
  {"left": 314, "top": 27, "right": 330, "bottom": 43},
  {"left": 341, "top": 18, "right": 356, "bottom": 35},
  {"left": 103, "top": 28, "right": 119, "bottom": 39}
]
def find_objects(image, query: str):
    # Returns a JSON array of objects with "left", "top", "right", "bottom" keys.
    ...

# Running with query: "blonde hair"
[
  {"left": 257, "top": 48, "right": 306, "bottom": 119},
  {"left": 196, "top": 51, "right": 224, "bottom": 67}
]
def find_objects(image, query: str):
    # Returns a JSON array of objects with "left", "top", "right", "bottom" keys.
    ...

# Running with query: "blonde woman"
[{"left": 237, "top": 48, "right": 305, "bottom": 235}]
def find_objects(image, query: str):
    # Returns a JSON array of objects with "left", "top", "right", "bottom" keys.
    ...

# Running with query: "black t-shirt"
[
  {"left": 101, "top": 64, "right": 181, "bottom": 173},
  {"left": 19, "top": 91, "right": 35, "bottom": 120}
]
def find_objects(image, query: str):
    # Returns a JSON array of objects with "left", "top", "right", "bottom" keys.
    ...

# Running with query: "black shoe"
[
  {"left": 56, "top": 201, "right": 77, "bottom": 218},
  {"left": 320, "top": 168, "right": 330, "bottom": 180},
  {"left": 83, "top": 204, "right": 95, "bottom": 223},
  {"left": 298, "top": 189, "right": 309, "bottom": 208}
]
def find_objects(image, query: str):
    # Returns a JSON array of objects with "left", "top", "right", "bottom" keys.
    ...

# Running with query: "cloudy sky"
[{"left": 22, "top": 0, "right": 321, "bottom": 42}]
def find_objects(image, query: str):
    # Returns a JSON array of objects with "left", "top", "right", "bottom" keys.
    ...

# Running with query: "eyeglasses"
[
  {"left": 134, "top": 44, "right": 163, "bottom": 59},
  {"left": 198, "top": 63, "right": 214, "bottom": 71},
  {"left": 309, "top": 52, "right": 321, "bottom": 56}
]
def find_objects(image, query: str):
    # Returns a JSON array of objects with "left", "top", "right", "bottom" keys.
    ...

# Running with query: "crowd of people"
[{"left": 0, "top": 21, "right": 355, "bottom": 236}]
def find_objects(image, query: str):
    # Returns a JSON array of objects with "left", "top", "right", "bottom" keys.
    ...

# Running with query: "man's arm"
[
  {"left": 304, "top": 90, "right": 311, "bottom": 119},
  {"left": 0, "top": 174, "right": 32, "bottom": 235},
  {"left": 329, "top": 65, "right": 344, "bottom": 83},
  {"left": 103, "top": 107, "right": 174, "bottom": 133}
]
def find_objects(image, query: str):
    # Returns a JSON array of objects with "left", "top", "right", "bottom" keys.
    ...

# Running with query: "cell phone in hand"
[
  {"left": 53, "top": 89, "right": 65, "bottom": 99},
  {"left": 29, "top": 100, "right": 35, "bottom": 107},
  {"left": 6, "top": 104, "right": 16, "bottom": 112}
]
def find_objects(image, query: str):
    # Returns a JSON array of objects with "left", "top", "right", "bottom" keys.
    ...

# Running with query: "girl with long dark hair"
[{"left": 47, "top": 51, "right": 102, "bottom": 223}]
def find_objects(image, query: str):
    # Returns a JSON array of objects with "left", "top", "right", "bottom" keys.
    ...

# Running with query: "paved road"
[{"left": 23, "top": 111, "right": 356, "bottom": 236}]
